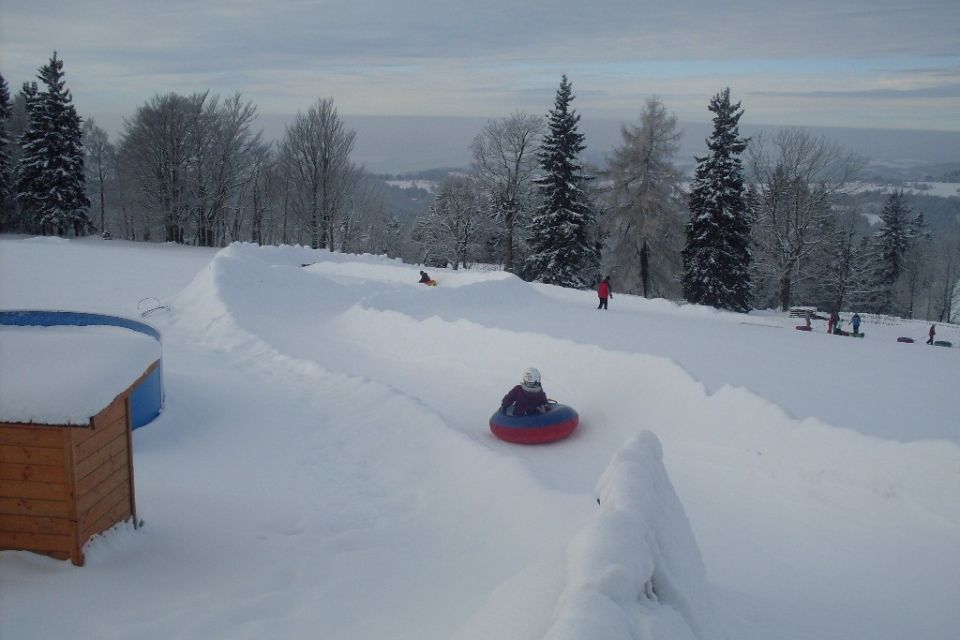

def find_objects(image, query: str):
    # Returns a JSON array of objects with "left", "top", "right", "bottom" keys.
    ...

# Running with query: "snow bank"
[
  {"left": 538, "top": 432, "right": 722, "bottom": 640},
  {"left": 0, "top": 325, "right": 160, "bottom": 424}
]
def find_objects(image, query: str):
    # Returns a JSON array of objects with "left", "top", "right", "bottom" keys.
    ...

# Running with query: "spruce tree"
[
  {"left": 524, "top": 75, "right": 599, "bottom": 288},
  {"left": 0, "top": 73, "right": 12, "bottom": 221},
  {"left": 681, "top": 88, "right": 752, "bottom": 312},
  {"left": 874, "top": 190, "right": 912, "bottom": 312},
  {"left": 13, "top": 81, "right": 44, "bottom": 230},
  {"left": 14, "top": 52, "right": 90, "bottom": 235}
]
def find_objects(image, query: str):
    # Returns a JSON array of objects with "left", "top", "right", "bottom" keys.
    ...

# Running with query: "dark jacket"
[
  {"left": 419, "top": 271, "right": 431, "bottom": 283},
  {"left": 501, "top": 385, "right": 547, "bottom": 416}
]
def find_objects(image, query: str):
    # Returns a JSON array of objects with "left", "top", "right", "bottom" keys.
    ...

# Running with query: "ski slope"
[{"left": 2, "top": 236, "right": 958, "bottom": 640}]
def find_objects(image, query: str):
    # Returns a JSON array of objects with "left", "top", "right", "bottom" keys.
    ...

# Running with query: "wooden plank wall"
[
  {"left": 0, "top": 393, "right": 136, "bottom": 566},
  {"left": 0, "top": 422, "right": 74, "bottom": 562},
  {"left": 73, "top": 394, "right": 135, "bottom": 554}
]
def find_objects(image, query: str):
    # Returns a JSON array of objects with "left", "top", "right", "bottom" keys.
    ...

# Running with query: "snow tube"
[
  {"left": 934, "top": 340, "right": 952, "bottom": 348},
  {"left": 897, "top": 337, "right": 915, "bottom": 343},
  {"left": 489, "top": 403, "right": 579, "bottom": 444},
  {"left": 795, "top": 325, "right": 812, "bottom": 331}
]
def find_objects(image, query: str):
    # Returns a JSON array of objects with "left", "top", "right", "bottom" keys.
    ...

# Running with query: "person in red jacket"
[
  {"left": 501, "top": 367, "right": 548, "bottom": 416},
  {"left": 597, "top": 276, "right": 612, "bottom": 310}
]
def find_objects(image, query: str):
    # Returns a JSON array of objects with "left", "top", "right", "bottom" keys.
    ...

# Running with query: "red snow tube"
[
  {"left": 897, "top": 337, "right": 915, "bottom": 343},
  {"left": 795, "top": 325, "right": 812, "bottom": 331},
  {"left": 490, "top": 403, "right": 579, "bottom": 444}
]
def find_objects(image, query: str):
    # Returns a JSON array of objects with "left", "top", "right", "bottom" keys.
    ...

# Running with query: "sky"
[{"left": 2, "top": 1, "right": 959, "bottom": 170}]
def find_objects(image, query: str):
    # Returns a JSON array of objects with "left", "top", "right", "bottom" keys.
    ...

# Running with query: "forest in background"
[{"left": 2, "top": 53, "right": 959, "bottom": 321}]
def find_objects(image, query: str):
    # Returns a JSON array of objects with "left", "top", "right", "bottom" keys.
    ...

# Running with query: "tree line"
[{"left": 1, "top": 54, "right": 958, "bottom": 321}]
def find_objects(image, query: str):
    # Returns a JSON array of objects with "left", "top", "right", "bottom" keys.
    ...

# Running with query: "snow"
[
  {"left": 385, "top": 179, "right": 437, "bottom": 192},
  {"left": 1, "top": 235, "right": 958, "bottom": 640},
  {"left": 0, "top": 325, "right": 159, "bottom": 425},
  {"left": 850, "top": 181, "right": 960, "bottom": 199}
]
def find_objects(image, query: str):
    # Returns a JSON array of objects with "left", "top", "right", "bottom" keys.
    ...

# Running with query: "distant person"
[
  {"left": 597, "top": 276, "right": 612, "bottom": 310},
  {"left": 851, "top": 313, "right": 861, "bottom": 335},
  {"left": 827, "top": 311, "right": 839, "bottom": 334},
  {"left": 501, "top": 367, "right": 548, "bottom": 416},
  {"left": 805, "top": 311, "right": 812, "bottom": 329},
  {"left": 927, "top": 323, "right": 936, "bottom": 345},
  {"left": 419, "top": 270, "right": 431, "bottom": 284}
]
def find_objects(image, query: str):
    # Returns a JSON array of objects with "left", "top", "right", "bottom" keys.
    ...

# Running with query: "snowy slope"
[{"left": 1, "top": 236, "right": 958, "bottom": 640}]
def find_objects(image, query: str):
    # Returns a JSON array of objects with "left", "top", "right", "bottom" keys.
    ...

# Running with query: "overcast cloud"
[{"left": 1, "top": 0, "right": 958, "bottom": 169}]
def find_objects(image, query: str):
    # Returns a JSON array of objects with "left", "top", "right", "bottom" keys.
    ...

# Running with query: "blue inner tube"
[{"left": 490, "top": 402, "right": 579, "bottom": 444}]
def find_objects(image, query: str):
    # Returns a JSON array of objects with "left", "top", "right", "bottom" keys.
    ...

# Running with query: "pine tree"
[
  {"left": 0, "top": 73, "right": 13, "bottom": 229},
  {"left": 13, "top": 81, "right": 44, "bottom": 230},
  {"left": 14, "top": 53, "right": 90, "bottom": 235},
  {"left": 681, "top": 88, "right": 752, "bottom": 312},
  {"left": 874, "top": 190, "right": 912, "bottom": 312},
  {"left": 524, "top": 75, "right": 599, "bottom": 288}
]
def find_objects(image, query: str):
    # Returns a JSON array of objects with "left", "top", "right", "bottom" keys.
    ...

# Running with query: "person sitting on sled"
[
  {"left": 419, "top": 270, "right": 432, "bottom": 284},
  {"left": 501, "top": 367, "right": 548, "bottom": 416}
]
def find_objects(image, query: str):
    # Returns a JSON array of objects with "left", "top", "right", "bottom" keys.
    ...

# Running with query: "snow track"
[
  {"left": 167, "top": 244, "right": 959, "bottom": 639},
  {"left": 4, "top": 239, "right": 958, "bottom": 640}
]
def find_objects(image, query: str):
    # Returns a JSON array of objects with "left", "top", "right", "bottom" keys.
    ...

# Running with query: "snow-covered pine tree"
[
  {"left": 13, "top": 81, "right": 44, "bottom": 231},
  {"left": 873, "top": 190, "right": 912, "bottom": 313},
  {"left": 15, "top": 53, "right": 90, "bottom": 236},
  {"left": 0, "top": 73, "right": 13, "bottom": 229},
  {"left": 681, "top": 88, "right": 752, "bottom": 312},
  {"left": 524, "top": 75, "right": 599, "bottom": 288}
]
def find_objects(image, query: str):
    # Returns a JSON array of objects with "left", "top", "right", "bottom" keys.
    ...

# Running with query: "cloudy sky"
[{"left": 2, "top": 0, "right": 958, "bottom": 169}]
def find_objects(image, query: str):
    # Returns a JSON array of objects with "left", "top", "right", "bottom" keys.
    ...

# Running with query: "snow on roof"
[{"left": 0, "top": 325, "right": 160, "bottom": 425}]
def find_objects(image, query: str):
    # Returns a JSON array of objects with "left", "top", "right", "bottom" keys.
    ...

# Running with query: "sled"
[
  {"left": 795, "top": 325, "right": 812, "bottom": 332},
  {"left": 897, "top": 337, "right": 915, "bottom": 343},
  {"left": 934, "top": 340, "right": 952, "bottom": 348},
  {"left": 421, "top": 279, "right": 438, "bottom": 287}
]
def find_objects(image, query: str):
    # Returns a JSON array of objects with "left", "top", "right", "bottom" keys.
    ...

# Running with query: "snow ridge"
[{"left": 542, "top": 431, "right": 723, "bottom": 640}]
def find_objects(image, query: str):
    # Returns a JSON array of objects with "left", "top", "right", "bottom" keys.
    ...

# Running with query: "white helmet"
[{"left": 522, "top": 367, "right": 541, "bottom": 388}]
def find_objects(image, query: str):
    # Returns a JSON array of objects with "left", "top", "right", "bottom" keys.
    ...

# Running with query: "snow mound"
[{"left": 544, "top": 431, "right": 723, "bottom": 640}]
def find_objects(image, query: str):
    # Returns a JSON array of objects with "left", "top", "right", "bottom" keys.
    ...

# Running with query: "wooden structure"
[{"left": 0, "top": 363, "right": 152, "bottom": 566}]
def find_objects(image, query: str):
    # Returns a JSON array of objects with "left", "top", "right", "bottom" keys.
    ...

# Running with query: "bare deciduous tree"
[
  {"left": 471, "top": 111, "right": 543, "bottom": 273},
  {"left": 279, "top": 98, "right": 357, "bottom": 249},
  {"left": 414, "top": 177, "right": 484, "bottom": 269},
  {"left": 82, "top": 118, "right": 116, "bottom": 235},
  {"left": 748, "top": 128, "right": 864, "bottom": 311},
  {"left": 119, "top": 92, "right": 206, "bottom": 243}
]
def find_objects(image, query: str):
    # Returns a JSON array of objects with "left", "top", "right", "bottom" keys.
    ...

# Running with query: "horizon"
[
  {"left": 83, "top": 111, "right": 960, "bottom": 175},
  {"left": 2, "top": 1, "right": 958, "bottom": 145}
]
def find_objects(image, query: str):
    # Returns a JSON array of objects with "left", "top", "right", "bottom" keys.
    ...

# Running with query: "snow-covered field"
[
  {"left": 851, "top": 180, "right": 960, "bottom": 198},
  {"left": 1, "top": 235, "right": 958, "bottom": 640}
]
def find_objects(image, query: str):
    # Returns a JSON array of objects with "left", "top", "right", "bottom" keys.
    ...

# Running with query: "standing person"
[
  {"left": 851, "top": 313, "right": 861, "bottom": 336},
  {"left": 501, "top": 368, "right": 548, "bottom": 416},
  {"left": 597, "top": 276, "right": 612, "bottom": 310},
  {"left": 927, "top": 323, "right": 936, "bottom": 345},
  {"left": 827, "top": 311, "right": 839, "bottom": 334}
]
